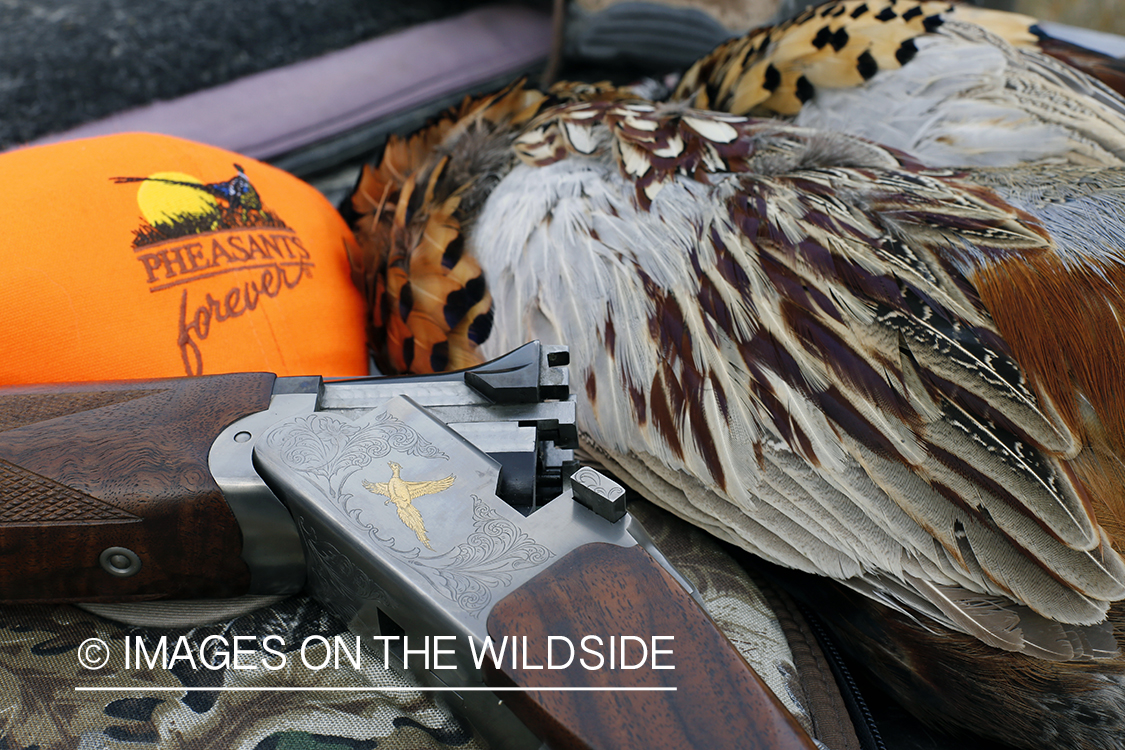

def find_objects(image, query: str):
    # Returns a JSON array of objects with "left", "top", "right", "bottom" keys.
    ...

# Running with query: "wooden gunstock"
[
  {"left": 484, "top": 542, "right": 818, "bottom": 750},
  {"left": 0, "top": 373, "right": 275, "bottom": 602}
]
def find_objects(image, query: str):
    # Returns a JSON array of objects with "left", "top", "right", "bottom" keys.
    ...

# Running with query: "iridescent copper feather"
[
  {"left": 345, "top": 84, "right": 1125, "bottom": 748},
  {"left": 343, "top": 81, "right": 549, "bottom": 374},
  {"left": 961, "top": 167, "right": 1125, "bottom": 549},
  {"left": 671, "top": 0, "right": 1125, "bottom": 167}
]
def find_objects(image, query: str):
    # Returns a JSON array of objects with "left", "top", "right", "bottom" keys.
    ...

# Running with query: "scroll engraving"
[
  {"left": 402, "top": 496, "right": 555, "bottom": 616},
  {"left": 266, "top": 412, "right": 448, "bottom": 497},
  {"left": 266, "top": 410, "right": 552, "bottom": 617},
  {"left": 572, "top": 466, "right": 625, "bottom": 501},
  {"left": 298, "top": 516, "right": 391, "bottom": 619}
]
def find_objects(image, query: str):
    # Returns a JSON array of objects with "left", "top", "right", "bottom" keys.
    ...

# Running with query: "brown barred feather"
[
  {"left": 770, "top": 566, "right": 1125, "bottom": 750},
  {"left": 949, "top": 165, "right": 1125, "bottom": 550},
  {"left": 508, "top": 98, "right": 1125, "bottom": 632},
  {"left": 973, "top": 254, "right": 1125, "bottom": 455}
]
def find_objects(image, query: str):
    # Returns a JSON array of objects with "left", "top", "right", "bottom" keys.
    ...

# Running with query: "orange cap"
[{"left": 0, "top": 133, "right": 368, "bottom": 383}]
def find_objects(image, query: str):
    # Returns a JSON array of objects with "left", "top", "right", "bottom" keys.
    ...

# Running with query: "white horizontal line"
[{"left": 76, "top": 686, "right": 675, "bottom": 692}]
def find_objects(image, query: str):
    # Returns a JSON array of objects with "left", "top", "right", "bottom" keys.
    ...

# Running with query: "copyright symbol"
[{"left": 78, "top": 638, "right": 109, "bottom": 670}]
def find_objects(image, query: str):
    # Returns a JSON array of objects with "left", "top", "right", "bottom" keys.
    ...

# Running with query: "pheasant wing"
[
  {"left": 477, "top": 101, "right": 1125, "bottom": 656},
  {"left": 403, "top": 474, "right": 456, "bottom": 501},
  {"left": 361, "top": 479, "right": 391, "bottom": 498}
]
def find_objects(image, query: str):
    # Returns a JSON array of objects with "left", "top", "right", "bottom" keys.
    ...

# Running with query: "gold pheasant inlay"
[{"left": 361, "top": 462, "right": 455, "bottom": 549}]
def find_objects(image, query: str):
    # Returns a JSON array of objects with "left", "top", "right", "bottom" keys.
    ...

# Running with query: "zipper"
[{"left": 798, "top": 602, "right": 888, "bottom": 750}]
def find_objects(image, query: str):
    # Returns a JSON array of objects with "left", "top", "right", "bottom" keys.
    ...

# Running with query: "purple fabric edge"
[{"left": 11, "top": 4, "right": 551, "bottom": 158}]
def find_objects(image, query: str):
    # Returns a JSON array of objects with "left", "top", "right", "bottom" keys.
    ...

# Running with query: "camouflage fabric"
[
  {"left": 0, "top": 501, "right": 854, "bottom": 749},
  {"left": 0, "top": 597, "right": 484, "bottom": 750}
]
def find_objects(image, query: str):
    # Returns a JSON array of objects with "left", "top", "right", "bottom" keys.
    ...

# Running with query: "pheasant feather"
[
  {"left": 345, "top": 44, "right": 1125, "bottom": 744},
  {"left": 672, "top": 0, "right": 1125, "bottom": 167},
  {"left": 347, "top": 89, "right": 1125, "bottom": 652}
]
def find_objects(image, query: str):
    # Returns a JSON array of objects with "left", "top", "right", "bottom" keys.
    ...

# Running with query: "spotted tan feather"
[
  {"left": 671, "top": 0, "right": 1125, "bottom": 168},
  {"left": 674, "top": 0, "right": 971, "bottom": 116}
]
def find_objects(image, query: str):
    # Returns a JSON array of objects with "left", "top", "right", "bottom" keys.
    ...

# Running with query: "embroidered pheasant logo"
[{"left": 361, "top": 462, "right": 455, "bottom": 549}]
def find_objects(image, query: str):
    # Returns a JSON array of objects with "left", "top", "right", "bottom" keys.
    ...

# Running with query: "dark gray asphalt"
[{"left": 0, "top": 0, "right": 545, "bottom": 150}]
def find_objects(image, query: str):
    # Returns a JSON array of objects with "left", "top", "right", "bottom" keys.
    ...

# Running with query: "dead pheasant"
[
  {"left": 672, "top": 0, "right": 1125, "bottom": 167},
  {"left": 343, "top": 79, "right": 1125, "bottom": 748}
]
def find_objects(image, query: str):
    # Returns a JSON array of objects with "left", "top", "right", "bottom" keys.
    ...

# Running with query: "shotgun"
[{"left": 0, "top": 342, "right": 816, "bottom": 750}]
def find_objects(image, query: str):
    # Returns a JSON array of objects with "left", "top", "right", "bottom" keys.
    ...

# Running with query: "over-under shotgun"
[{"left": 0, "top": 342, "right": 816, "bottom": 750}]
